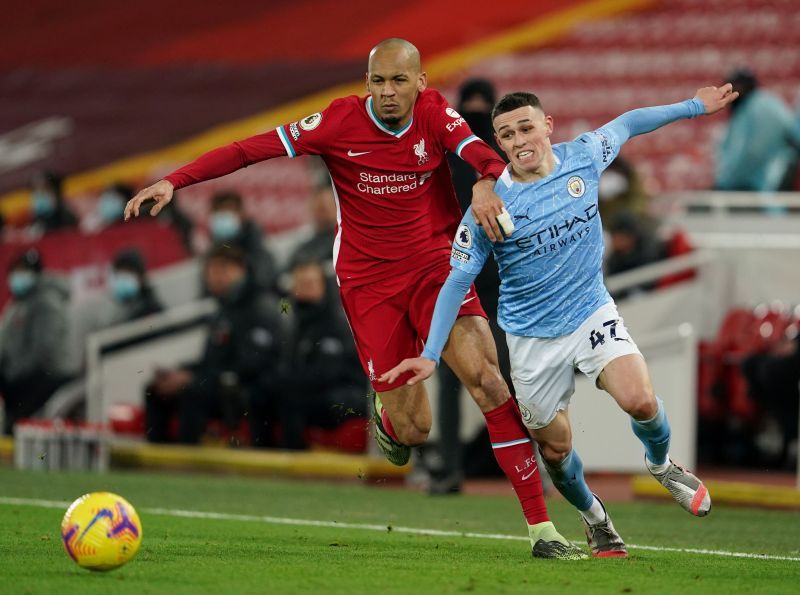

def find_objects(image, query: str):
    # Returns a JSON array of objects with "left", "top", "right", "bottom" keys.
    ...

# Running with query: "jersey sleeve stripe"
[
  {"left": 455, "top": 135, "right": 479, "bottom": 157},
  {"left": 276, "top": 126, "right": 296, "bottom": 158}
]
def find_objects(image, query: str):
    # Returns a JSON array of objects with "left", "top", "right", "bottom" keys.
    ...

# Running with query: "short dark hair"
[
  {"left": 211, "top": 190, "right": 243, "bottom": 211},
  {"left": 206, "top": 242, "right": 246, "bottom": 267},
  {"left": 491, "top": 92, "right": 544, "bottom": 122}
]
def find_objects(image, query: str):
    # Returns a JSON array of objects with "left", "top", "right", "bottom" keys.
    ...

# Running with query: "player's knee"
[
  {"left": 470, "top": 366, "right": 509, "bottom": 410},
  {"left": 395, "top": 424, "right": 429, "bottom": 446},
  {"left": 620, "top": 385, "right": 658, "bottom": 421},
  {"left": 392, "top": 413, "right": 430, "bottom": 446},
  {"left": 538, "top": 440, "right": 571, "bottom": 465}
]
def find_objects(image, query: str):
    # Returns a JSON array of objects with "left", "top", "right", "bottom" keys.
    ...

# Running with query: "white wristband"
[{"left": 496, "top": 208, "right": 515, "bottom": 236}]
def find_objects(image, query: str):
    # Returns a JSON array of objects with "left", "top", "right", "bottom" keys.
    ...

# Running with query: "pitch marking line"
[{"left": 2, "top": 496, "right": 798, "bottom": 562}]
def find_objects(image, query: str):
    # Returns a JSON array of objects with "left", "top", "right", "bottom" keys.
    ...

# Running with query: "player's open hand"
[
  {"left": 124, "top": 179, "right": 174, "bottom": 221},
  {"left": 378, "top": 357, "right": 436, "bottom": 386},
  {"left": 695, "top": 83, "right": 739, "bottom": 116},
  {"left": 471, "top": 178, "right": 505, "bottom": 242}
]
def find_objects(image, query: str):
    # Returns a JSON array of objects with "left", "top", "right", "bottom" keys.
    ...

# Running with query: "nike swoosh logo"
[
  {"left": 521, "top": 468, "right": 538, "bottom": 481},
  {"left": 461, "top": 296, "right": 476, "bottom": 306},
  {"left": 347, "top": 150, "right": 371, "bottom": 157}
]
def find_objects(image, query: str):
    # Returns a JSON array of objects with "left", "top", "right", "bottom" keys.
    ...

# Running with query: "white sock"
[
  {"left": 579, "top": 496, "right": 606, "bottom": 525},
  {"left": 646, "top": 454, "right": 671, "bottom": 475}
]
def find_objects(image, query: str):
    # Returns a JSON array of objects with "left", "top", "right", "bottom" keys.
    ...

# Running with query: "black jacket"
[
  {"left": 280, "top": 284, "right": 364, "bottom": 397},
  {"left": 228, "top": 220, "right": 277, "bottom": 293},
  {"left": 191, "top": 280, "right": 286, "bottom": 397}
]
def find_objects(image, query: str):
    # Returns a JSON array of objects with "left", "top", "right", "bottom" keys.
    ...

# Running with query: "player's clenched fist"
[
  {"left": 124, "top": 179, "right": 174, "bottom": 220},
  {"left": 694, "top": 83, "right": 739, "bottom": 116}
]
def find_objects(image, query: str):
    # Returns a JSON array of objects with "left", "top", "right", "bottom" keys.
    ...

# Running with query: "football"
[{"left": 60, "top": 492, "right": 142, "bottom": 571}]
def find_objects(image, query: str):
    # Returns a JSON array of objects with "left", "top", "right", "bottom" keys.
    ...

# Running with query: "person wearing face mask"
[
  {"left": 275, "top": 256, "right": 366, "bottom": 450},
  {"left": 69, "top": 249, "right": 164, "bottom": 378},
  {"left": 29, "top": 171, "right": 78, "bottom": 235},
  {"left": 95, "top": 183, "right": 135, "bottom": 229},
  {"left": 207, "top": 190, "right": 276, "bottom": 293},
  {"left": 145, "top": 244, "right": 286, "bottom": 445},
  {"left": 0, "top": 249, "right": 73, "bottom": 434},
  {"left": 108, "top": 249, "right": 163, "bottom": 319}
]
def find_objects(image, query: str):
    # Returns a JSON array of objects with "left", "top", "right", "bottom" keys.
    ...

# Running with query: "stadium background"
[{"left": 1, "top": 0, "right": 800, "bottom": 590}]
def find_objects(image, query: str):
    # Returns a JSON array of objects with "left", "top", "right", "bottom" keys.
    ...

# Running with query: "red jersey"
[{"left": 165, "top": 88, "right": 506, "bottom": 287}]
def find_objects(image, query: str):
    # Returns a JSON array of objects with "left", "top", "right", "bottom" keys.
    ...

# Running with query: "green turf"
[{"left": 0, "top": 467, "right": 798, "bottom": 594}]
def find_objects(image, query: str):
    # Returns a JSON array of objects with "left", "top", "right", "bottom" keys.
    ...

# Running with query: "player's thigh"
[
  {"left": 507, "top": 333, "right": 575, "bottom": 431},
  {"left": 530, "top": 409, "right": 573, "bottom": 462},
  {"left": 573, "top": 302, "right": 654, "bottom": 416},
  {"left": 339, "top": 282, "right": 420, "bottom": 393}
]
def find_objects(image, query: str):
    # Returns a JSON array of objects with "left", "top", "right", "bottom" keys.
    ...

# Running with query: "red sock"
[
  {"left": 381, "top": 408, "right": 400, "bottom": 443},
  {"left": 484, "top": 399, "right": 549, "bottom": 525}
]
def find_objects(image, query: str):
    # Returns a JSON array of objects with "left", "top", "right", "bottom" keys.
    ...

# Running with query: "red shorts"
[{"left": 339, "top": 261, "right": 486, "bottom": 392}]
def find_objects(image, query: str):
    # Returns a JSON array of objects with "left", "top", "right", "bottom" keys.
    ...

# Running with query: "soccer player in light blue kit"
[{"left": 381, "top": 83, "right": 739, "bottom": 557}]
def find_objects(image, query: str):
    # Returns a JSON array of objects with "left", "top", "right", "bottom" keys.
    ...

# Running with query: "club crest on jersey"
[
  {"left": 567, "top": 176, "right": 586, "bottom": 198},
  {"left": 299, "top": 112, "right": 322, "bottom": 131},
  {"left": 455, "top": 224, "right": 472, "bottom": 248},
  {"left": 446, "top": 107, "right": 461, "bottom": 119},
  {"left": 518, "top": 402, "right": 534, "bottom": 424},
  {"left": 413, "top": 138, "right": 429, "bottom": 165}
]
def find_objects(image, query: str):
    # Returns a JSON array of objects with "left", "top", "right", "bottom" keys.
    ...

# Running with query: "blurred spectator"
[
  {"left": 597, "top": 156, "right": 651, "bottom": 223},
  {"left": 72, "top": 248, "right": 164, "bottom": 368},
  {"left": 145, "top": 244, "right": 285, "bottom": 445},
  {"left": 276, "top": 257, "right": 366, "bottom": 450},
  {"left": 605, "top": 210, "right": 663, "bottom": 299},
  {"left": 108, "top": 249, "right": 164, "bottom": 319},
  {"left": 29, "top": 170, "right": 78, "bottom": 235},
  {"left": 0, "top": 249, "right": 73, "bottom": 434},
  {"left": 288, "top": 185, "right": 338, "bottom": 269},
  {"left": 94, "top": 182, "right": 134, "bottom": 230},
  {"left": 208, "top": 190, "right": 276, "bottom": 292},
  {"left": 714, "top": 69, "right": 800, "bottom": 192},
  {"left": 430, "top": 78, "right": 509, "bottom": 494},
  {"left": 742, "top": 329, "right": 800, "bottom": 469}
]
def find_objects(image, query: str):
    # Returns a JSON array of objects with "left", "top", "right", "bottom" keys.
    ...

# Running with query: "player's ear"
[
  {"left": 417, "top": 71, "right": 427, "bottom": 92},
  {"left": 365, "top": 72, "right": 371, "bottom": 93},
  {"left": 544, "top": 115, "right": 554, "bottom": 138}
]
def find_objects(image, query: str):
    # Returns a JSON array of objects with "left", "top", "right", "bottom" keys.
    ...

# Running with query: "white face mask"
[{"left": 210, "top": 212, "right": 242, "bottom": 240}]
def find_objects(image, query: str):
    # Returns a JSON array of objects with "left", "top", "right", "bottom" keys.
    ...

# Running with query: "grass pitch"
[{"left": 1, "top": 467, "right": 798, "bottom": 594}]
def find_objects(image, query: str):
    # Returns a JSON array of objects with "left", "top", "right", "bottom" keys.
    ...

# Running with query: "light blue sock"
[
  {"left": 630, "top": 397, "right": 671, "bottom": 466},
  {"left": 541, "top": 449, "right": 594, "bottom": 512}
]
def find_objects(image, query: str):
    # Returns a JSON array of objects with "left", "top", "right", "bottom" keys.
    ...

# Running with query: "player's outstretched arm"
[
  {"left": 124, "top": 179, "right": 174, "bottom": 220},
  {"left": 379, "top": 357, "right": 436, "bottom": 386},
  {"left": 596, "top": 82, "right": 739, "bottom": 150}
]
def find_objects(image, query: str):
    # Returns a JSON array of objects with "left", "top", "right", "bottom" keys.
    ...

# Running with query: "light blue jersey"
[
  {"left": 422, "top": 97, "right": 705, "bottom": 362},
  {"left": 452, "top": 130, "right": 618, "bottom": 337}
]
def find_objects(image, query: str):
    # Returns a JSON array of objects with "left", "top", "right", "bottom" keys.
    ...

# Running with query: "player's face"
[
  {"left": 493, "top": 105, "right": 555, "bottom": 181},
  {"left": 366, "top": 48, "right": 427, "bottom": 130}
]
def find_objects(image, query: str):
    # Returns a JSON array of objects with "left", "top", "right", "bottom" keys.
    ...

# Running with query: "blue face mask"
[
  {"left": 9, "top": 270, "right": 36, "bottom": 298},
  {"left": 99, "top": 192, "right": 125, "bottom": 223},
  {"left": 32, "top": 191, "right": 56, "bottom": 216},
  {"left": 210, "top": 212, "right": 242, "bottom": 241},
  {"left": 110, "top": 272, "right": 141, "bottom": 302}
]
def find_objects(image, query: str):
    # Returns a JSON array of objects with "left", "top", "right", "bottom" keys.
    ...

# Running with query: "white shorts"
[{"left": 507, "top": 301, "right": 642, "bottom": 430}]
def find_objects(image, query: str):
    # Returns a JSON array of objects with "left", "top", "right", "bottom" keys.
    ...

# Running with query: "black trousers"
[{"left": 1, "top": 373, "right": 70, "bottom": 435}]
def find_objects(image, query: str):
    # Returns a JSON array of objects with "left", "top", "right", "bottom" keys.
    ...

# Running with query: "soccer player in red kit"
[{"left": 124, "top": 38, "right": 585, "bottom": 559}]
